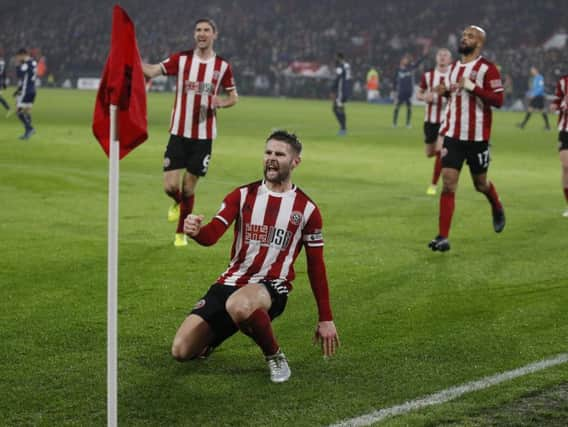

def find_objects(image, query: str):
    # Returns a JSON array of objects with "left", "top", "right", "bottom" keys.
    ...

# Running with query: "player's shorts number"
[{"left": 477, "top": 149, "right": 490, "bottom": 168}]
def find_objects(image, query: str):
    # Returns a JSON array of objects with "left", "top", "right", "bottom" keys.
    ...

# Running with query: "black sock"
[
  {"left": 393, "top": 105, "right": 399, "bottom": 125},
  {"left": 543, "top": 113, "right": 550, "bottom": 128},
  {"left": 0, "top": 95, "right": 9, "bottom": 111},
  {"left": 520, "top": 112, "right": 531, "bottom": 126}
]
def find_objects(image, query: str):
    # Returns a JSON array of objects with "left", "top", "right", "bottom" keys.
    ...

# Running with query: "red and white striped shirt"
[
  {"left": 419, "top": 68, "right": 450, "bottom": 124},
  {"left": 552, "top": 74, "right": 568, "bottom": 132},
  {"left": 160, "top": 50, "right": 236, "bottom": 140},
  {"left": 439, "top": 56, "right": 503, "bottom": 141},
  {"left": 212, "top": 181, "right": 324, "bottom": 287}
]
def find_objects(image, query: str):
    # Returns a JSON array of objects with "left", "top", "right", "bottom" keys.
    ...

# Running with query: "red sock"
[
  {"left": 432, "top": 152, "right": 442, "bottom": 185},
  {"left": 176, "top": 194, "right": 195, "bottom": 233},
  {"left": 173, "top": 190, "right": 182, "bottom": 204},
  {"left": 564, "top": 188, "right": 568, "bottom": 203},
  {"left": 239, "top": 309, "right": 279, "bottom": 356},
  {"left": 484, "top": 182, "right": 503, "bottom": 212},
  {"left": 439, "top": 191, "right": 455, "bottom": 238}
]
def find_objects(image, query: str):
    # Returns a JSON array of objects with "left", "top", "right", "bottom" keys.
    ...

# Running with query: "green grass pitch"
[{"left": 1, "top": 89, "right": 567, "bottom": 426}]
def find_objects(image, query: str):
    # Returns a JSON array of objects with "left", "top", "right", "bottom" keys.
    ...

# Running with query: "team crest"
[
  {"left": 213, "top": 71, "right": 220, "bottom": 80},
  {"left": 470, "top": 70, "right": 478, "bottom": 80},
  {"left": 193, "top": 299, "right": 206, "bottom": 310},
  {"left": 290, "top": 211, "right": 303, "bottom": 225},
  {"left": 163, "top": 157, "right": 171, "bottom": 168}
]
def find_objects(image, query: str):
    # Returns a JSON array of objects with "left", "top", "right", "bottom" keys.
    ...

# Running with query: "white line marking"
[{"left": 330, "top": 353, "right": 568, "bottom": 427}]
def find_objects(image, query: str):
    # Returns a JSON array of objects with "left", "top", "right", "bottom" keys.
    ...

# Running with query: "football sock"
[
  {"left": 520, "top": 112, "right": 531, "bottom": 127},
  {"left": 542, "top": 113, "right": 550, "bottom": 129},
  {"left": 25, "top": 113, "right": 33, "bottom": 129},
  {"left": 238, "top": 309, "right": 279, "bottom": 356},
  {"left": 17, "top": 111, "right": 31, "bottom": 131},
  {"left": 333, "top": 106, "right": 346, "bottom": 130},
  {"left": 393, "top": 105, "right": 399, "bottom": 125},
  {"left": 432, "top": 152, "right": 442, "bottom": 185},
  {"left": 483, "top": 182, "right": 503, "bottom": 212},
  {"left": 176, "top": 194, "right": 195, "bottom": 233},
  {"left": 0, "top": 95, "right": 9, "bottom": 110},
  {"left": 406, "top": 105, "right": 412, "bottom": 126},
  {"left": 563, "top": 187, "right": 568, "bottom": 203},
  {"left": 439, "top": 191, "right": 455, "bottom": 238}
]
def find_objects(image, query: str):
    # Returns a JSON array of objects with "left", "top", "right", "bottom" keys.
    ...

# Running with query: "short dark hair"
[
  {"left": 16, "top": 48, "right": 28, "bottom": 55},
  {"left": 336, "top": 52, "right": 345, "bottom": 61},
  {"left": 194, "top": 18, "right": 217, "bottom": 33},
  {"left": 266, "top": 130, "right": 302, "bottom": 155}
]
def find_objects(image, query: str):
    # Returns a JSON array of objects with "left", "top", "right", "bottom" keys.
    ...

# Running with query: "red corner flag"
[{"left": 93, "top": 5, "right": 147, "bottom": 159}]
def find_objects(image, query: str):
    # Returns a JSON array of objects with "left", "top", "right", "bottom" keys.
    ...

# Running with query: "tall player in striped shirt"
[
  {"left": 417, "top": 48, "right": 452, "bottom": 196},
  {"left": 429, "top": 26, "right": 505, "bottom": 252},
  {"left": 549, "top": 73, "right": 568, "bottom": 217},
  {"left": 143, "top": 18, "right": 238, "bottom": 247},
  {"left": 172, "top": 130, "right": 339, "bottom": 383}
]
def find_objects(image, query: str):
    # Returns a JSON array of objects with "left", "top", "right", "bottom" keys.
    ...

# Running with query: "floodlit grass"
[{"left": 1, "top": 89, "right": 567, "bottom": 426}]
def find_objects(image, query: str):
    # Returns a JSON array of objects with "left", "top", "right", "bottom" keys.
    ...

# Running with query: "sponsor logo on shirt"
[
  {"left": 245, "top": 224, "right": 292, "bottom": 250},
  {"left": 184, "top": 80, "right": 214, "bottom": 95}
]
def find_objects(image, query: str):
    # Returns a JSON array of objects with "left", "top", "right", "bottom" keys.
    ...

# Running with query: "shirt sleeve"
[
  {"left": 220, "top": 63, "right": 236, "bottom": 91},
  {"left": 159, "top": 52, "right": 181, "bottom": 76},
  {"left": 302, "top": 206, "right": 324, "bottom": 248},
  {"left": 192, "top": 188, "right": 241, "bottom": 246},
  {"left": 419, "top": 73, "right": 427, "bottom": 90},
  {"left": 483, "top": 64, "right": 504, "bottom": 93}
]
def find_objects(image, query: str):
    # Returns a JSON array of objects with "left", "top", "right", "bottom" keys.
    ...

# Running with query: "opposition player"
[
  {"left": 517, "top": 66, "right": 550, "bottom": 130},
  {"left": 143, "top": 18, "right": 238, "bottom": 247},
  {"left": 331, "top": 53, "right": 352, "bottom": 136},
  {"left": 14, "top": 48, "right": 37, "bottom": 140},
  {"left": 174, "top": 130, "right": 340, "bottom": 383},
  {"left": 429, "top": 26, "right": 505, "bottom": 252},
  {"left": 549, "top": 73, "right": 568, "bottom": 217},
  {"left": 416, "top": 48, "right": 452, "bottom": 195},
  {"left": 392, "top": 52, "right": 425, "bottom": 128},
  {"left": 0, "top": 49, "right": 12, "bottom": 116}
]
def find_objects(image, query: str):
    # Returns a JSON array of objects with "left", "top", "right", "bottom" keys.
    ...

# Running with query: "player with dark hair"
[
  {"left": 173, "top": 130, "right": 340, "bottom": 383},
  {"left": 14, "top": 48, "right": 37, "bottom": 139},
  {"left": 143, "top": 18, "right": 238, "bottom": 247},
  {"left": 429, "top": 25, "right": 505, "bottom": 252},
  {"left": 517, "top": 66, "right": 550, "bottom": 130},
  {"left": 0, "top": 48, "right": 12, "bottom": 116},
  {"left": 392, "top": 51, "right": 426, "bottom": 128},
  {"left": 331, "top": 53, "right": 352, "bottom": 136},
  {"left": 550, "top": 73, "right": 568, "bottom": 217},
  {"left": 417, "top": 48, "right": 452, "bottom": 195}
]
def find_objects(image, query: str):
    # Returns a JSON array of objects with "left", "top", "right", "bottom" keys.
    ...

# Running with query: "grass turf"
[{"left": 0, "top": 89, "right": 567, "bottom": 426}]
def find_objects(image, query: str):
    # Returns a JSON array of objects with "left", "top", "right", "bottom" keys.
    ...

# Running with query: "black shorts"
[
  {"left": 441, "top": 136, "right": 491, "bottom": 175},
  {"left": 190, "top": 281, "right": 289, "bottom": 347},
  {"left": 424, "top": 122, "right": 441, "bottom": 144},
  {"left": 163, "top": 135, "right": 212, "bottom": 176},
  {"left": 559, "top": 131, "right": 568, "bottom": 151},
  {"left": 529, "top": 95, "right": 545, "bottom": 110}
]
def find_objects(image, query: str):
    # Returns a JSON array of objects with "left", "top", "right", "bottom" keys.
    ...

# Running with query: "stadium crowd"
[{"left": 1, "top": 0, "right": 567, "bottom": 101}]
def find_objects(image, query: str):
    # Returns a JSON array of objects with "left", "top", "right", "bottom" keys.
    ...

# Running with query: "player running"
[
  {"left": 173, "top": 130, "right": 340, "bottom": 383},
  {"left": 429, "top": 26, "right": 505, "bottom": 252},
  {"left": 416, "top": 48, "right": 452, "bottom": 196},
  {"left": 143, "top": 18, "right": 238, "bottom": 247},
  {"left": 14, "top": 48, "right": 37, "bottom": 140},
  {"left": 550, "top": 73, "right": 568, "bottom": 217},
  {"left": 517, "top": 66, "right": 551, "bottom": 131}
]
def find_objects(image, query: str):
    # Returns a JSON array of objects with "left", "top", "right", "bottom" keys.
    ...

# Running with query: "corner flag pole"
[{"left": 107, "top": 104, "right": 119, "bottom": 427}]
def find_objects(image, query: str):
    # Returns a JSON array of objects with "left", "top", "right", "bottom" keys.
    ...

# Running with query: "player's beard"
[
  {"left": 264, "top": 163, "right": 291, "bottom": 184},
  {"left": 458, "top": 43, "right": 475, "bottom": 55}
]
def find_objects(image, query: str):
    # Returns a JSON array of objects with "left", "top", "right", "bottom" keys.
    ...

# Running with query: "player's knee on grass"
[{"left": 171, "top": 337, "right": 200, "bottom": 361}]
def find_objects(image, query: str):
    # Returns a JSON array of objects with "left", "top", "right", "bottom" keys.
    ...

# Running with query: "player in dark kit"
[
  {"left": 331, "top": 53, "right": 352, "bottom": 136},
  {"left": 392, "top": 52, "right": 426, "bottom": 128},
  {"left": 0, "top": 49, "right": 12, "bottom": 116},
  {"left": 174, "top": 130, "right": 340, "bottom": 383},
  {"left": 14, "top": 48, "right": 37, "bottom": 140}
]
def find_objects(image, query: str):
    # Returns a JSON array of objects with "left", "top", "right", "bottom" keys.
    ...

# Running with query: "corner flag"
[
  {"left": 93, "top": 4, "right": 147, "bottom": 159},
  {"left": 91, "top": 5, "right": 147, "bottom": 427}
]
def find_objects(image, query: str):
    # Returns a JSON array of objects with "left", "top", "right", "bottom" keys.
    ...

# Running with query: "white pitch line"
[{"left": 330, "top": 353, "right": 568, "bottom": 427}]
